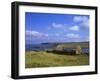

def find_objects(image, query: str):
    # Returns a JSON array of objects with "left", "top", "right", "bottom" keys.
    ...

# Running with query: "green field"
[
  {"left": 25, "top": 51, "right": 89, "bottom": 68},
  {"left": 55, "top": 42, "right": 89, "bottom": 48}
]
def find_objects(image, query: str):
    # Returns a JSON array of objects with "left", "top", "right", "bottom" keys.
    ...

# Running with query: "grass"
[
  {"left": 25, "top": 51, "right": 89, "bottom": 68},
  {"left": 56, "top": 42, "right": 89, "bottom": 49}
]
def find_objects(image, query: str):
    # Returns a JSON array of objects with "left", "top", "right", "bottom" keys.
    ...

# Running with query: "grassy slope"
[
  {"left": 25, "top": 51, "right": 89, "bottom": 68},
  {"left": 56, "top": 42, "right": 89, "bottom": 48}
]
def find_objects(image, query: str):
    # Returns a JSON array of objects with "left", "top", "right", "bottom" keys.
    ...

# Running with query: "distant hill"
[
  {"left": 56, "top": 42, "right": 89, "bottom": 48},
  {"left": 42, "top": 42, "right": 89, "bottom": 48}
]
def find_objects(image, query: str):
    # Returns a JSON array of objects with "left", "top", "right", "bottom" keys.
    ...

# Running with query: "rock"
[{"left": 75, "top": 46, "right": 83, "bottom": 54}]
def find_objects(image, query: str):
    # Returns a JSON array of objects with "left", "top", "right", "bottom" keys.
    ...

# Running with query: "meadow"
[{"left": 25, "top": 51, "right": 89, "bottom": 68}]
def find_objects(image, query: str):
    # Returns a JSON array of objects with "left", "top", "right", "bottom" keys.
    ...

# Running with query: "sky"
[{"left": 25, "top": 12, "right": 89, "bottom": 44}]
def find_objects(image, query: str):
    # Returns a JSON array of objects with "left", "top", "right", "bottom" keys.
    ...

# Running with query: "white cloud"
[
  {"left": 45, "top": 34, "right": 49, "bottom": 37},
  {"left": 26, "top": 30, "right": 40, "bottom": 36},
  {"left": 73, "top": 16, "right": 83, "bottom": 22},
  {"left": 66, "top": 33, "right": 80, "bottom": 38},
  {"left": 52, "top": 23, "right": 64, "bottom": 28},
  {"left": 73, "top": 16, "right": 87, "bottom": 22},
  {"left": 81, "top": 20, "right": 89, "bottom": 28},
  {"left": 69, "top": 25, "right": 79, "bottom": 31},
  {"left": 73, "top": 16, "right": 89, "bottom": 28},
  {"left": 26, "top": 30, "right": 48, "bottom": 38}
]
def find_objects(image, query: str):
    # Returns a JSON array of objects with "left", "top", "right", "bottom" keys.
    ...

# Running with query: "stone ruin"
[{"left": 75, "top": 46, "right": 83, "bottom": 54}]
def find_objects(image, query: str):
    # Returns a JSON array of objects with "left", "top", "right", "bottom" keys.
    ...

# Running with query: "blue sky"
[{"left": 25, "top": 12, "right": 89, "bottom": 44}]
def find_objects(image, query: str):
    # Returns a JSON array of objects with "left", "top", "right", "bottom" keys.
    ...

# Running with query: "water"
[
  {"left": 26, "top": 44, "right": 89, "bottom": 54},
  {"left": 25, "top": 43, "right": 58, "bottom": 51}
]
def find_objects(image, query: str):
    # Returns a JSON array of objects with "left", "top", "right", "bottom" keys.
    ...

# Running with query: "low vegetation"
[{"left": 25, "top": 51, "right": 89, "bottom": 68}]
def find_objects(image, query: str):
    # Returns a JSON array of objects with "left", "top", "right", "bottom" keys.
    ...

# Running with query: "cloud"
[
  {"left": 73, "top": 16, "right": 88, "bottom": 22},
  {"left": 66, "top": 33, "right": 80, "bottom": 38},
  {"left": 26, "top": 30, "right": 48, "bottom": 38},
  {"left": 69, "top": 25, "right": 79, "bottom": 31},
  {"left": 26, "top": 30, "right": 40, "bottom": 36},
  {"left": 73, "top": 16, "right": 89, "bottom": 28},
  {"left": 55, "top": 33, "right": 60, "bottom": 36},
  {"left": 81, "top": 20, "right": 89, "bottom": 28},
  {"left": 52, "top": 23, "right": 64, "bottom": 28},
  {"left": 73, "top": 16, "right": 83, "bottom": 22}
]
